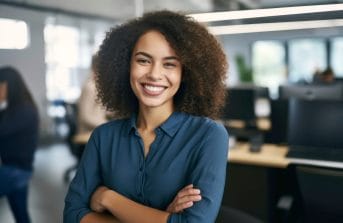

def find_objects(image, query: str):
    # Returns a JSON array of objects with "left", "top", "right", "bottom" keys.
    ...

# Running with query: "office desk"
[
  {"left": 73, "top": 132, "right": 342, "bottom": 169},
  {"left": 229, "top": 142, "right": 289, "bottom": 168}
]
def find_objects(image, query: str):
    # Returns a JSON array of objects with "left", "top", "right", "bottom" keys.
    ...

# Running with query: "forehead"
[{"left": 133, "top": 30, "right": 177, "bottom": 57}]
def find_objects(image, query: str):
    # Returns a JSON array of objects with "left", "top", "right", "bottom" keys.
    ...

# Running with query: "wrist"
[{"left": 101, "top": 189, "right": 117, "bottom": 210}]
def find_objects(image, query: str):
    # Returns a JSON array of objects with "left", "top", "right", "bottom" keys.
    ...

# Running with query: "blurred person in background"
[
  {"left": 320, "top": 67, "right": 335, "bottom": 83},
  {"left": 312, "top": 67, "right": 335, "bottom": 84},
  {"left": 0, "top": 66, "right": 39, "bottom": 223},
  {"left": 62, "top": 55, "right": 110, "bottom": 182},
  {"left": 77, "top": 54, "right": 109, "bottom": 135}
]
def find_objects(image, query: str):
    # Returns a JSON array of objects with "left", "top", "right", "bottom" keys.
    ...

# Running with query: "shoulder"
[
  {"left": 179, "top": 114, "right": 229, "bottom": 150},
  {"left": 92, "top": 118, "right": 129, "bottom": 136},
  {"left": 11, "top": 102, "right": 38, "bottom": 119},
  {"left": 85, "top": 118, "right": 130, "bottom": 150},
  {"left": 186, "top": 114, "right": 228, "bottom": 138},
  {"left": 184, "top": 115, "right": 229, "bottom": 158}
]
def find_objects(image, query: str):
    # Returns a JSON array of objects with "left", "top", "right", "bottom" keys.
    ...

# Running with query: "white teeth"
[{"left": 144, "top": 84, "right": 164, "bottom": 92}]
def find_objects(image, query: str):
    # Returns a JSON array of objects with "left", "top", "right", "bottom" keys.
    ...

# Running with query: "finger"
[
  {"left": 167, "top": 194, "right": 202, "bottom": 213},
  {"left": 177, "top": 187, "right": 201, "bottom": 198},
  {"left": 174, "top": 194, "right": 202, "bottom": 206},
  {"left": 174, "top": 201, "right": 194, "bottom": 213},
  {"left": 183, "top": 184, "right": 194, "bottom": 189}
]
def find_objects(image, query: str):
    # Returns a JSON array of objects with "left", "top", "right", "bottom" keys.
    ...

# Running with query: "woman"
[
  {"left": 64, "top": 10, "right": 229, "bottom": 223},
  {"left": 0, "top": 66, "right": 39, "bottom": 223}
]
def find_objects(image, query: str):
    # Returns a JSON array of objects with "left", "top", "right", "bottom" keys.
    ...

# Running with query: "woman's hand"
[
  {"left": 90, "top": 186, "right": 110, "bottom": 213},
  {"left": 166, "top": 184, "right": 202, "bottom": 213}
]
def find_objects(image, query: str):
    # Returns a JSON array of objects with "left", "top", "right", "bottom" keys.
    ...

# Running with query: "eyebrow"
[{"left": 134, "top": 52, "right": 180, "bottom": 61}]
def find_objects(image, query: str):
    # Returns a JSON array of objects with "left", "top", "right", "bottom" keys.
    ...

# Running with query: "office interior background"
[{"left": 1, "top": 0, "right": 343, "bottom": 222}]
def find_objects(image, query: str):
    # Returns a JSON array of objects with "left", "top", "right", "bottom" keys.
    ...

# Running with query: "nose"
[{"left": 147, "top": 63, "right": 163, "bottom": 80}]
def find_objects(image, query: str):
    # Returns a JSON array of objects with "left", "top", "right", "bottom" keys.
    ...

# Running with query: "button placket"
[{"left": 136, "top": 133, "right": 146, "bottom": 201}]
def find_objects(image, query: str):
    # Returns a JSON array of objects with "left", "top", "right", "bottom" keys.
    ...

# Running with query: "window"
[
  {"left": 0, "top": 18, "right": 29, "bottom": 49},
  {"left": 330, "top": 37, "right": 343, "bottom": 77},
  {"left": 44, "top": 24, "right": 82, "bottom": 102},
  {"left": 252, "top": 40, "right": 286, "bottom": 98},
  {"left": 43, "top": 16, "right": 112, "bottom": 104},
  {"left": 288, "top": 38, "right": 327, "bottom": 83}
]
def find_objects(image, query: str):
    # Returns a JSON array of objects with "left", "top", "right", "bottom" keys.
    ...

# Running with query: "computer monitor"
[
  {"left": 279, "top": 84, "right": 343, "bottom": 100},
  {"left": 222, "top": 88, "right": 256, "bottom": 122},
  {"left": 264, "top": 99, "right": 289, "bottom": 144},
  {"left": 288, "top": 99, "right": 343, "bottom": 150}
]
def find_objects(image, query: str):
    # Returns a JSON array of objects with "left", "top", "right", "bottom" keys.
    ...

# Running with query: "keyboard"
[{"left": 286, "top": 146, "right": 343, "bottom": 163}]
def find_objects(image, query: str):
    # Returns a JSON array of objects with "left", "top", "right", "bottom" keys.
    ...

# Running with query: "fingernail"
[{"left": 194, "top": 189, "right": 201, "bottom": 194}]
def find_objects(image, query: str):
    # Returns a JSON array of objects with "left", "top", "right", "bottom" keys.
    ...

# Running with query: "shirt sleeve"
[
  {"left": 63, "top": 129, "right": 102, "bottom": 223},
  {"left": 168, "top": 122, "right": 229, "bottom": 223}
]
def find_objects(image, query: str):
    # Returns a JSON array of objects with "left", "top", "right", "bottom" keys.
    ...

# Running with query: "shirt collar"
[
  {"left": 127, "top": 113, "right": 138, "bottom": 135},
  {"left": 126, "top": 112, "right": 186, "bottom": 137},
  {"left": 159, "top": 112, "right": 186, "bottom": 137}
]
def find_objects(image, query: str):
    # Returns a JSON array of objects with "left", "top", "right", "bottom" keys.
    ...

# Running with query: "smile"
[{"left": 142, "top": 84, "right": 166, "bottom": 96}]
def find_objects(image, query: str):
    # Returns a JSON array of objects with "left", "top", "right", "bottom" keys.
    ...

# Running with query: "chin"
[{"left": 140, "top": 98, "right": 171, "bottom": 109}]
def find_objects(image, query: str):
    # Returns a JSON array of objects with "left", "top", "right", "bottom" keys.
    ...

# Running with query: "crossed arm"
[
  {"left": 81, "top": 184, "right": 201, "bottom": 223},
  {"left": 64, "top": 123, "right": 228, "bottom": 223}
]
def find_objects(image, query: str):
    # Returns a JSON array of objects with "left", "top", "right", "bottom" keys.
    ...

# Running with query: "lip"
[{"left": 140, "top": 83, "right": 167, "bottom": 96}]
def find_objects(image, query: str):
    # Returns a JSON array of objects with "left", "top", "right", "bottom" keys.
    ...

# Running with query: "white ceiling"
[{"left": 1, "top": 0, "right": 343, "bottom": 21}]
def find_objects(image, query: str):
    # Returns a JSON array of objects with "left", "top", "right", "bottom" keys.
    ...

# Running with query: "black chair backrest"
[
  {"left": 216, "top": 206, "right": 263, "bottom": 223},
  {"left": 63, "top": 103, "right": 78, "bottom": 142},
  {"left": 294, "top": 165, "right": 343, "bottom": 223}
]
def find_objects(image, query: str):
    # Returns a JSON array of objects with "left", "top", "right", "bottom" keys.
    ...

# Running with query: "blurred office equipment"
[
  {"left": 216, "top": 205, "right": 263, "bottom": 223},
  {"left": 264, "top": 99, "right": 289, "bottom": 144},
  {"left": 290, "top": 164, "right": 343, "bottom": 223},
  {"left": 222, "top": 87, "right": 256, "bottom": 125},
  {"left": 266, "top": 83, "right": 343, "bottom": 144},
  {"left": 278, "top": 84, "right": 343, "bottom": 100},
  {"left": 62, "top": 102, "right": 84, "bottom": 182},
  {"left": 286, "top": 99, "right": 343, "bottom": 162},
  {"left": 222, "top": 86, "right": 269, "bottom": 152}
]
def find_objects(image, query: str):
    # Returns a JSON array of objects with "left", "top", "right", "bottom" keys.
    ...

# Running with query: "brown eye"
[
  {"left": 164, "top": 62, "right": 179, "bottom": 69},
  {"left": 137, "top": 58, "right": 150, "bottom": 65}
]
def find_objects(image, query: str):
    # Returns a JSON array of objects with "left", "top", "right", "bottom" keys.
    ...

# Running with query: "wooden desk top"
[
  {"left": 73, "top": 133, "right": 343, "bottom": 169},
  {"left": 228, "top": 142, "right": 290, "bottom": 168}
]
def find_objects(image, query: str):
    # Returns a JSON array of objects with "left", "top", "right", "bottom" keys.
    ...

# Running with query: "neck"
[{"left": 137, "top": 105, "right": 174, "bottom": 132}]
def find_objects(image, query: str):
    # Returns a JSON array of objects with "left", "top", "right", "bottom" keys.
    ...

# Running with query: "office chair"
[
  {"left": 215, "top": 205, "right": 264, "bottom": 223},
  {"left": 63, "top": 103, "right": 84, "bottom": 183},
  {"left": 290, "top": 164, "right": 343, "bottom": 223}
]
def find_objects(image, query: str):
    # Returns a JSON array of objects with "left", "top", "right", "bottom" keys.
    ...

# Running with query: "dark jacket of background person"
[{"left": 0, "top": 66, "right": 39, "bottom": 171}]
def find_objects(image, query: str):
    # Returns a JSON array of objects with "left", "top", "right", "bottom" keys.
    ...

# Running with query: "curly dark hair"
[{"left": 95, "top": 10, "right": 228, "bottom": 119}]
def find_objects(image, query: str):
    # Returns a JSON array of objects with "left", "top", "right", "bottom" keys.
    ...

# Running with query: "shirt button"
[{"left": 139, "top": 166, "right": 143, "bottom": 171}]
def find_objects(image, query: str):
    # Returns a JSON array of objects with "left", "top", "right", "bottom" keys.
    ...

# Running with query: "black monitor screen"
[
  {"left": 279, "top": 84, "right": 343, "bottom": 100},
  {"left": 222, "top": 88, "right": 255, "bottom": 121},
  {"left": 288, "top": 99, "right": 343, "bottom": 149}
]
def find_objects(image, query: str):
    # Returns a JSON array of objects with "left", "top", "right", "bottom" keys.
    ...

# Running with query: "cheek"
[{"left": 171, "top": 71, "right": 182, "bottom": 89}]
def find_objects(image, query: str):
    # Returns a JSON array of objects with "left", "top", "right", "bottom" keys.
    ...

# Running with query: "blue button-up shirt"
[{"left": 64, "top": 112, "right": 229, "bottom": 223}]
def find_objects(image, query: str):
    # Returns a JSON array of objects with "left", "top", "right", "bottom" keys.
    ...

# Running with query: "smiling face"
[{"left": 130, "top": 30, "right": 182, "bottom": 113}]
